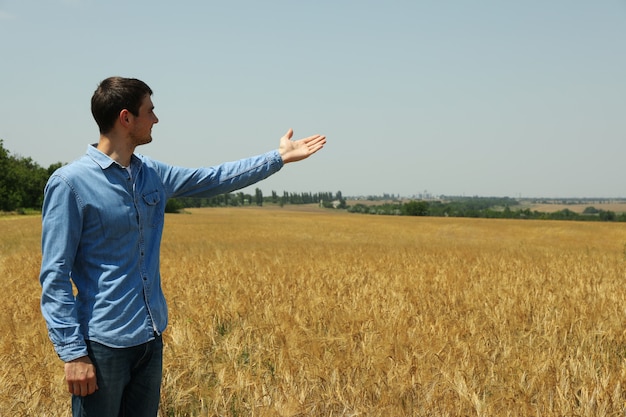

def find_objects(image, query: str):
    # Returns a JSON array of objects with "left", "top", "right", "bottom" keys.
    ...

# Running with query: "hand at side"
[{"left": 65, "top": 356, "right": 98, "bottom": 396}]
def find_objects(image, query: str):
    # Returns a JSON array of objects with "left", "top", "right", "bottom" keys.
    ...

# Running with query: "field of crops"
[{"left": 2, "top": 207, "right": 626, "bottom": 416}]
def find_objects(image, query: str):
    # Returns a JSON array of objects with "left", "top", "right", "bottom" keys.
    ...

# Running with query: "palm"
[{"left": 279, "top": 129, "right": 326, "bottom": 163}]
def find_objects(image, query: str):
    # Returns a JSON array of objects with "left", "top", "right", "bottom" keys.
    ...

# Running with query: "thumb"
[{"left": 284, "top": 128, "right": 293, "bottom": 140}]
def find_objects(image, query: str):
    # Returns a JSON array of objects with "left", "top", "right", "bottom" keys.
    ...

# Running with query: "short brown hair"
[{"left": 91, "top": 77, "right": 153, "bottom": 134}]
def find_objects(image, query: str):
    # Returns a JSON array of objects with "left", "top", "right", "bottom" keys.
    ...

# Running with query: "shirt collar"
[{"left": 86, "top": 144, "right": 141, "bottom": 170}]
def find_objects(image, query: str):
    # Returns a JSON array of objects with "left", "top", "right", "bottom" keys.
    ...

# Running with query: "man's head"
[{"left": 91, "top": 77, "right": 153, "bottom": 134}]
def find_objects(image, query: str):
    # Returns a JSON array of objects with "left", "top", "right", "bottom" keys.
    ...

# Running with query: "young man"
[{"left": 39, "top": 76, "right": 326, "bottom": 417}]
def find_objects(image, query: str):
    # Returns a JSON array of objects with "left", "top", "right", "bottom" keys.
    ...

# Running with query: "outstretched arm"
[{"left": 278, "top": 129, "right": 326, "bottom": 164}]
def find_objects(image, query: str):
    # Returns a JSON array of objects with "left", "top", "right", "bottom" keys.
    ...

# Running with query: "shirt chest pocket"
[{"left": 141, "top": 189, "right": 164, "bottom": 228}]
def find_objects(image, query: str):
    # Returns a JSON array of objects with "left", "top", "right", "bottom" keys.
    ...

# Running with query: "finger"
[
  {"left": 284, "top": 128, "right": 294, "bottom": 139},
  {"left": 303, "top": 136, "right": 326, "bottom": 148},
  {"left": 312, "top": 134, "right": 326, "bottom": 143},
  {"left": 68, "top": 379, "right": 93, "bottom": 396},
  {"left": 302, "top": 134, "right": 325, "bottom": 143},
  {"left": 81, "top": 381, "right": 95, "bottom": 397},
  {"left": 87, "top": 381, "right": 97, "bottom": 395}
]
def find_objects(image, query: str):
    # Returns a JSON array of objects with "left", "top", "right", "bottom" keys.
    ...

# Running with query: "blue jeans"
[{"left": 72, "top": 335, "right": 163, "bottom": 417}]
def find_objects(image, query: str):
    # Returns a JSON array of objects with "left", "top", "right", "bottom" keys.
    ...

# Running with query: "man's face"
[{"left": 129, "top": 94, "right": 159, "bottom": 146}]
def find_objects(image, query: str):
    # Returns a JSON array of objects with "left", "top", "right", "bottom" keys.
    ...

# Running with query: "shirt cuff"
[{"left": 55, "top": 342, "right": 89, "bottom": 363}]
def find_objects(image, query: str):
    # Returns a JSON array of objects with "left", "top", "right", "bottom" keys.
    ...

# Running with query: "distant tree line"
[
  {"left": 348, "top": 196, "right": 626, "bottom": 222},
  {"left": 166, "top": 190, "right": 346, "bottom": 213}
]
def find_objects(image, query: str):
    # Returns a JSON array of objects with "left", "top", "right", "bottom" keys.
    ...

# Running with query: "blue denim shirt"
[{"left": 40, "top": 145, "right": 283, "bottom": 362}]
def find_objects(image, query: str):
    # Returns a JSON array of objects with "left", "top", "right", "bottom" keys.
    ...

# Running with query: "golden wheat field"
[{"left": 2, "top": 206, "right": 626, "bottom": 416}]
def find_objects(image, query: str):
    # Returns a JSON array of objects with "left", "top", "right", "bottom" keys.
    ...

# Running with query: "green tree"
[
  {"left": 165, "top": 198, "right": 184, "bottom": 213},
  {"left": 599, "top": 210, "right": 616, "bottom": 221},
  {"left": 0, "top": 139, "right": 52, "bottom": 211},
  {"left": 402, "top": 200, "right": 429, "bottom": 216}
]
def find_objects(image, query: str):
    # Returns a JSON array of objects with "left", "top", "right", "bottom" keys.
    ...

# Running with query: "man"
[{"left": 39, "top": 76, "right": 326, "bottom": 417}]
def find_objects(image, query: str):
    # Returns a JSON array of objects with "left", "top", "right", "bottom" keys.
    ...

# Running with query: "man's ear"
[{"left": 119, "top": 109, "right": 132, "bottom": 128}]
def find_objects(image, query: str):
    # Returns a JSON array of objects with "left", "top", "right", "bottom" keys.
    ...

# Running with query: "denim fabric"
[
  {"left": 72, "top": 336, "right": 163, "bottom": 417},
  {"left": 40, "top": 145, "right": 283, "bottom": 361}
]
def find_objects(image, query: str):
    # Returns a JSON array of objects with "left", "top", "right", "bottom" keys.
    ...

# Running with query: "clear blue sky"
[{"left": 1, "top": 1, "right": 624, "bottom": 198}]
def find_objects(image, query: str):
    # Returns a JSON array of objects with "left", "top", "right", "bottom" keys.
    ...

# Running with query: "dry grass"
[{"left": 2, "top": 208, "right": 626, "bottom": 416}]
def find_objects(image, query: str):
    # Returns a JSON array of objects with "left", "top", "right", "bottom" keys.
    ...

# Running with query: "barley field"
[{"left": 2, "top": 207, "right": 626, "bottom": 416}]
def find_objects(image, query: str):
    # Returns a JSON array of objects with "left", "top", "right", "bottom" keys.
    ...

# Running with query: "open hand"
[{"left": 278, "top": 129, "right": 326, "bottom": 164}]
